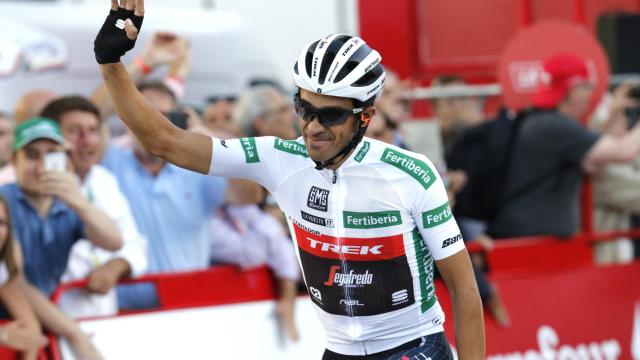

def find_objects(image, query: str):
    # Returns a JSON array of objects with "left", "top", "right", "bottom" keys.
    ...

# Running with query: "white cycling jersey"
[{"left": 209, "top": 136, "right": 465, "bottom": 356}]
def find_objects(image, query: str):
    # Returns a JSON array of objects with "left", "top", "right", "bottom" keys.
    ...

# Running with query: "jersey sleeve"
[
  {"left": 411, "top": 156, "right": 465, "bottom": 261},
  {"left": 208, "top": 136, "right": 281, "bottom": 192}
]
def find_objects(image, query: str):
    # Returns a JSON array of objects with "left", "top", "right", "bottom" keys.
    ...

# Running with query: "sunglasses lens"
[
  {"left": 294, "top": 97, "right": 352, "bottom": 126},
  {"left": 317, "top": 108, "right": 350, "bottom": 126}
]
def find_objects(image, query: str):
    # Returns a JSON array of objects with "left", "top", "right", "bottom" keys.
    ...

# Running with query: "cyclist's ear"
[{"left": 360, "top": 107, "right": 376, "bottom": 126}]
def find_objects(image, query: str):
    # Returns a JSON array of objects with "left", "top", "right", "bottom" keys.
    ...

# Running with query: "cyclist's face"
[{"left": 298, "top": 89, "right": 358, "bottom": 163}]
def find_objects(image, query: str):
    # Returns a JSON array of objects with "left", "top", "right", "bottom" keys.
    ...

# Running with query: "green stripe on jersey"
[
  {"left": 274, "top": 138, "right": 308, "bottom": 157},
  {"left": 354, "top": 141, "right": 370, "bottom": 162},
  {"left": 381, "top": 148, "right": 436, "bottom": 190},
  {"left": 412, "top": 228, "right": 437, "bottom": 313},
  {"left": 240, "top": 137, "right": 260, "bottom": 163},
  {"left": 343, "top": 210, "right": 401, "bottom": 229},
  {"left": 422, "top": 202, "right": 452, "bottom": 228}
]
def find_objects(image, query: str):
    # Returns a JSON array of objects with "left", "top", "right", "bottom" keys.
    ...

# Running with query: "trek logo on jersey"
[
  {"left": 274, "top": 138, "right": 309, "bottom": 157},
  {"left": 293, "top": 223, "right": 406, "bottom": 261},
  {"left": 381, "top": 148, "right": 436, "bottom": 190},
  {"left": 422, "top": 203, "right": 452, "bottom": 228},
  {"left": 240, "top": 137, "right": 260, "bottom": 163},
  {"left": 324, "top": 265, "right": 373, "bottom": 287},
  {"left": 308, "top": 238, "right": 382, "bottom": 255},
  {"left": 391, "top": 289, "right": 409, "bottom": 306},
  {"left": 307, "top": 186, "right": 329, "bottom": 211},
  {"left": 442, "top": 234, "right": 462, "bottom": 249},
  {"left": 343, "top": 210, "right": 402, "bottom": 229},
  {"left": 301, "top": 211, "right": 334, "bottom": 228}
]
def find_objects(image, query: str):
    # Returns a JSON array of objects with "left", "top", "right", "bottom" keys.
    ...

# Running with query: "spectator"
[
  {"left": 203, "top": 96, "right": 239, "bottom": 136},
  {"left": 101, "top": 81, "right": 228, "bottom": 309},
  {"left": 0, "top": 195, "right": 47, "bottom": 360},
  {"left": 374, "top": 69, "right": 412, "bottom": 149},
  {"left": 588, "top": 81, "right": 640, "bottom": 263},
  {"left": 0, "top": 113, "right": 16, "bottom": 186},
  {"left": 489, "top": 53, "right": 640, "bottom": 239},
  {"left": 40, "top": 96, "right": 148, "bottom": 318},
  {"left": 208, "top": 85, "right": 301, "bottom": 340},
  {"left": 13, "top": 90, "right": 58, "bottom": 124},
  {"left": 0, "top": 118, "right": 119, "bottom": 359},
  {"left": 233, "top": 85, "right": 298, "bottom": 140},
  {"left": 0, "top": 113, "right": 14, "bottom": 169},
  {"left": 210, "top": 205, "right": 300, "bottom": 341},
  {"left": 0, "top": 193, "right": 102, "bottom": 359},
  {"left": 431, "top": 75, "right": 485, "bottom": 161},
  {"left": 0, "top": 117, "right": 122, "bottom": 296},
  {"left": 429, "top": 75, "right": 511, "bottom": 327}
]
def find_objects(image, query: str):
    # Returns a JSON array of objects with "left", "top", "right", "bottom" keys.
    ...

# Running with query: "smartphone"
[
  {"left": 167, "top": 110, "right": 189, "bottom": 130},
  {"left": 44, "top": 152, "right": 67, "bottom": 172}
]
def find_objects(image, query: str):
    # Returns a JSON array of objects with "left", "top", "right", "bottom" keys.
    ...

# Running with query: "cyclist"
[{"left": 93, "top": 1, "right": 485, "bottom": 358}]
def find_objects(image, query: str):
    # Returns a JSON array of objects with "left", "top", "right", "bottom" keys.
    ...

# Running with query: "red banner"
[{"left": 438, "top": 262, "right": 640, "bottom": 359}]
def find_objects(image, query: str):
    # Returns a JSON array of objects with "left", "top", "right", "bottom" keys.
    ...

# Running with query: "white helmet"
[{"left": 292, "top": 34, "right": 385, "bottom": 104}]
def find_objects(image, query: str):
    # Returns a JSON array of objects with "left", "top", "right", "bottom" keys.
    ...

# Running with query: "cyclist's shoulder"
[
  {"left": 235, "top": 136, "right": 312, "bottom": 163},
  {"left": 358, "top": 138, "right": 440, "bottom": 190}
]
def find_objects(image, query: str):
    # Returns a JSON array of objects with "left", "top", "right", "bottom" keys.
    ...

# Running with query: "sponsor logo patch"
[
  {"left": 274, "top": 138, "right": 308, "bottom": 157},
  {"left": 293, "top": 223, "right": 405, "bottom": 261},
  {"left": 239, "top": 137, "right": 259, "bottom": 163},
  {"left": 339, "top": 299, "right": 364, "bottom": 306},
  {"left": 381, "top": 148, "right": 436, "bottom": 190},
  {"left": 392, "top": 289, "right": 409, "bottom": 306},
  {"left": 219, "top": 139, "right": 228, "bottom": 148},
  {"left": 301, "top": 211, "right": 334, "bottom": 228},
  {"left": 353, "top": 141, "right": 370, "bottom": 162},
  {"left": 343, "top": 210, "right": 402, "bottom": 229},
  {"left": 307, "top": 186, "right": 329, "bottom": 212},
  {"left": 324, "top": 265, "right": 373, "bottom": 287},
  {"left": 442, "top": 234, "right": 462, "bottom": 249},
  {"left": 422, "top": 202, "right": 452, "bottom": 228},
  {"left": 309, "top": 286, "right": 322, "bottom": 302}
]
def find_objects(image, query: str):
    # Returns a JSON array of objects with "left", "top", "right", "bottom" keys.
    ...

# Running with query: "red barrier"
[{"left": 439, "top": 261, "right": 640, "bottom": 358}]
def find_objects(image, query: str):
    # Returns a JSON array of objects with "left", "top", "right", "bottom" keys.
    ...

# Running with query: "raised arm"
[
  {"left": 583, "top": 124, "right": 640, "bottom": 173},
  {"left": 96, "top": 0, "right": 212, "bottom": 174}
]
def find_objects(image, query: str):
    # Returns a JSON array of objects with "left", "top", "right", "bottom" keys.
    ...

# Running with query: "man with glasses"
[{"left": 93, "top": 1, "right": 485, "bottom": 358}]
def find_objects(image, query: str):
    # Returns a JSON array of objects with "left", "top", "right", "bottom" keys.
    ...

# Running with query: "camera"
[{"left": 625, "top": 84, "right": 640, "bottom": 129}]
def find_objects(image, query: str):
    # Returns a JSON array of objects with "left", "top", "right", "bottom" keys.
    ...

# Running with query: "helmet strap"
[{"left": 314, "top": 115, "right": 367, "bottom": 170}]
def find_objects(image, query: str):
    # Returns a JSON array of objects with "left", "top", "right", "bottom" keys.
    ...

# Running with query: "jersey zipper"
[{"left": 333, "top": 167, "right": 366, "bottom": 353}]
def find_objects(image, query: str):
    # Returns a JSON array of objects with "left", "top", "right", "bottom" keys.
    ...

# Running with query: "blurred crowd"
[{"left": 0, "top": 32, "right": 639, "bottom": 359}]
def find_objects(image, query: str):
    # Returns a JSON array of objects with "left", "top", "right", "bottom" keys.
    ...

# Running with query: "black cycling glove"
[{"left": 94, "top": 7, "right": 144, "bottom": 64}]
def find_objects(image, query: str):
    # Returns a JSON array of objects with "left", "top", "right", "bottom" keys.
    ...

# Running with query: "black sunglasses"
[{"left": 293, "top": 95, "right": 363, "bottom": 127}]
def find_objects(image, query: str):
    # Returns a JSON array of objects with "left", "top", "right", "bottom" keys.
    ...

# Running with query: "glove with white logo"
[{"left": 94, "top": 7, "right": 144, "bottom": 64}]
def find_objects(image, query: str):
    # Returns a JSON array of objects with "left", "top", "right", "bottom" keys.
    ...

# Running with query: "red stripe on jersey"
[{"left": 293, "top": 223, "right": 406, "bottom": 261}]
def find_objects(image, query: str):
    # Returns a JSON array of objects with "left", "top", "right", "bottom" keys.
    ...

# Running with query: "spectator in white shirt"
[{"left": 40, "top": 96, "right": 148, "bottom": 318}]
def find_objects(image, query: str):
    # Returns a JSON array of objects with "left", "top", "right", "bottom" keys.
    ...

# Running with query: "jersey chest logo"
[{"left": 307, "top": 186, "right": 329, "bottom": 212}]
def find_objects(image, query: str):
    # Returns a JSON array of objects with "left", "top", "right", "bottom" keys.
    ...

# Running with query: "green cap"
[{"left": 13, "top": 117, "right": 65, "bottom": 152}]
